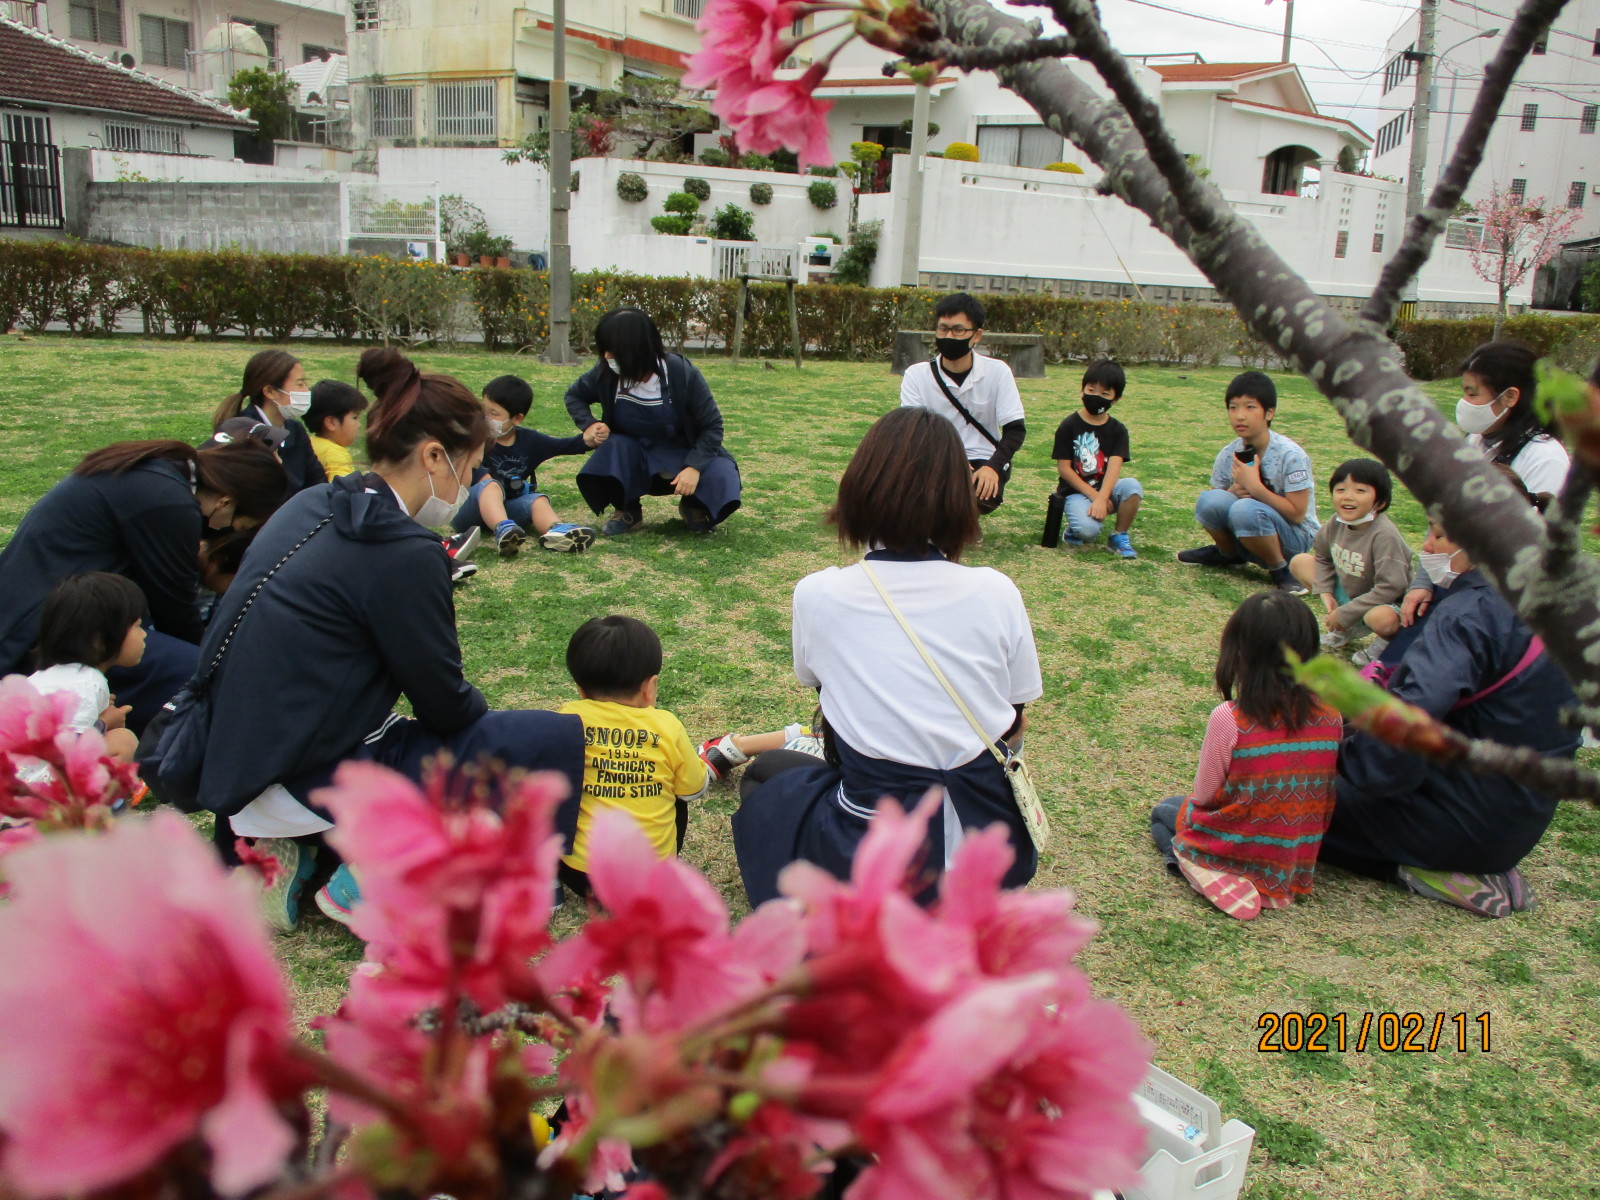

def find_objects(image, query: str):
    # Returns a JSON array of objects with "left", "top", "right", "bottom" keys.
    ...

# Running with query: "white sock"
[{"left": 716, "top": 735, "right": 750, "bottom": 766}]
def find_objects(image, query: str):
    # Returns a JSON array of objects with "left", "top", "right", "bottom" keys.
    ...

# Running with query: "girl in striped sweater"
[{"left": 1150, "top": 590, "right": 1344, "bottom": 920}]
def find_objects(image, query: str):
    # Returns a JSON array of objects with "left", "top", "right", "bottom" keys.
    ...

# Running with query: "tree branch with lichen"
[{"left": 896, "top": 33, "right": 1078, "bottom": 71}]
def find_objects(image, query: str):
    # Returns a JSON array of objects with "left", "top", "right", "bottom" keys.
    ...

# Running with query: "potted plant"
[
  {"left": 487, "top": 235, "right": 514, "bottom": 269},
  {"left": 460, "top": 229, "right": 493, "bottom": 267}
]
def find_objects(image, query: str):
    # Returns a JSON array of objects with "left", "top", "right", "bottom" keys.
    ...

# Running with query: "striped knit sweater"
[{"left": 1173, "top": 702, "right": 1343, "bottom": 904}]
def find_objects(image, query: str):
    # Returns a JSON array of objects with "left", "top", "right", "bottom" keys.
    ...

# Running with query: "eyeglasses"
[{"left": 934, "top": 324, "right": 974, "bottom": 335}]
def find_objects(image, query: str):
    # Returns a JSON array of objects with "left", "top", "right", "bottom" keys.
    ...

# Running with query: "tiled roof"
[
  {"left": 0, "top": 18, "right": 253, "bottom": 128},
  {"left": 1151, "top": 62, "right": 1289, "bottom": 82}
]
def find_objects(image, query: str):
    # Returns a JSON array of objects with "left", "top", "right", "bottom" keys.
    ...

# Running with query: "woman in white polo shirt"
[{"left": 732, "top": 407, "right": 1043, "bottom": 905}]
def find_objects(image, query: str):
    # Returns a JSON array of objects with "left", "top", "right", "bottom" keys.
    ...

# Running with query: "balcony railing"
[{"left": 671, "top": 0, "right": 705, "bottom": 19}]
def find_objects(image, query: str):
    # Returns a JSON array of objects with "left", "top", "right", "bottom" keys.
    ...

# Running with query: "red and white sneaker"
[
  {"left": 698, "top": 735, "right": 749, "bottom": 781},
  {"left": 443, "top": 528, "right": 481, "bottom": 563}
]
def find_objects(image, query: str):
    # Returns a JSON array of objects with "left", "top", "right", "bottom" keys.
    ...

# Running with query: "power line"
[{"left": 1115, "top": 0, "right": 1393, "bottom": 54}]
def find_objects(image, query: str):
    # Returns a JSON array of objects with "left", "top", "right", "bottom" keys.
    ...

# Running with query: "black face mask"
[
  {"left": 935, "top": 335, "right": 975, "bottom": 362},
  {"left": 1083, "top": 394, "right": 1114, "bottom": 416}
]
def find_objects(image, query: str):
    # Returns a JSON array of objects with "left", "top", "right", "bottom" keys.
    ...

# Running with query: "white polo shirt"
[{"left": 900, "top": 352, "right": 1025, "bottom": 462}]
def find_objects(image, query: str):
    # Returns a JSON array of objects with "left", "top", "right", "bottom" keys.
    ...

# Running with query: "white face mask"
[
  {"left": 1335, "top": 510, "right": 1377, "bottom": 527},
  {"left": 278, "top": 390, "right": 312, "bottom": 419},
  {"left": 487, "top": 418, "right": 506, "bottom": 438},
  {"left": 413, "top": 453, "right": 468, "bottom": 526},
  {"left": 603, "top": 356, "right": 620, "bottom": 374},
  {"left": 1455, "top": 392, "right": 1504, "bottom": 435},
  {"left": 1419, "top": 550, "right": 1460, "bottom": 588}
]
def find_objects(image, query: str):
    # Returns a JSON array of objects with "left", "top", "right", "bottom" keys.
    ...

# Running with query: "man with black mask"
[{"left": 899, "top": 292, "right": 1025, "bottom": 515}]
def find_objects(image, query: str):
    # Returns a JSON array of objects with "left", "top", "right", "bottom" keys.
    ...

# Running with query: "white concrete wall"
[
  {"left": 42, "top": 108, "right": 238, "bottom": 158},
  {"left": 86, "top": 147, "right": 340, "bottom": 181},
  {"left": 374, "top": 146, "right": 549, "bottom": 254}
]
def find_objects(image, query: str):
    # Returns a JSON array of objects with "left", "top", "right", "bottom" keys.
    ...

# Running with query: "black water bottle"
[{"left": 1041, "top": 490, "right": 1066, "bottom": 547}]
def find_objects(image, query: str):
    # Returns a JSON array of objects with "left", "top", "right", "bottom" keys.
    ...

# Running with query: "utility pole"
[
  {"left": 546, "top": 0, "right": 576, "bottom": 364},
  {"left": 898, "top": 83, "right": 931, "bottom": 286},
  {"left": 1279, "top": 0, "right": 1294, "bottom": 63},
  {"left": 1400, "top": 0, "right": 1438, "bottom": 314}
]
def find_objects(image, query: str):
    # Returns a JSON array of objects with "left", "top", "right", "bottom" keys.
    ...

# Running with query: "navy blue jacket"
[
  {"left": 563, "top": 355, "right": 733, "bottom": 472},
  {"left": 474, "top": 426, "right": 587, "bottom": 498},
  {"left": 0, "top": 459, "right": 204, "bottom": 673},
  {"left": 196, "top": 472, "right": 487, "bottom": 817},
  {"left": 243, "top": 404, "right": 326, "bottom": 494},
  {"left": 1336, "top": 570, "right": 1579, "bottom": 873}
]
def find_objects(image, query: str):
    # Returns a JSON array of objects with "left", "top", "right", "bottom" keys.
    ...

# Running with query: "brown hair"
[
  {"left": 828, "top": 407, "right": 980, "bottom": 561},
  {"left": 75, "top": 439, "right": 196, "bottom": 477},
  {"left": 1215, "top": 589, "right": 1321, "bottom": 730},
  {"left": 195, "top": 442, "right": 290, "bottom": 524},
  {"left": 357, "top": 347, "right": 487, "bottom": 465},
  {"left": 213, "top": 349, "right": 300, "bottom": 427}
]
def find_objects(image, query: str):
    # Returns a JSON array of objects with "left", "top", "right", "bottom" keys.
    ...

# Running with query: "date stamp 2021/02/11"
[{"left": 1256, "top": 1012, "right": 1492, "bottom": 1053}]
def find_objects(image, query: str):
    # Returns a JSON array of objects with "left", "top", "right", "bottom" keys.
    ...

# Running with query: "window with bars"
[
  {"left": 246, "top": 21, "right": 278, "bottom": 62},
  {"left": 1372, "top": 232, "right": 1385, "bottom": 253},
  {"left": 138, "top": 15, "right": 190, "bottom": 68},
  {"left": 1583, "top": 105, "right": 1598, "bottom": 134},
  {"left": 975, "top": 124, "right": 1065, "bottom": 169},
  {"left": 352, "top": 0, "right": 379, "bottom": 31},
  {"left": 1570, "top": 181, "right": 1587, "bottom": 209},
  {"left": 69, "top": 0, "right": 122, "bottom": 43},
  {"left": 1334, "top": 230, "right": 1349, "bottom": 259},
  {"left": 103, "top": 121, "right": 183, "bottom": 153},
  {"left": 1520, "top": 103, "right": 1539, "bottom": 131},
  {"left": 1375, "top": 112, "right": 1408, "bottom": 156},
  {"left": 1510, "top": 177, "right": 1527, "bottom": 199},
  {"left": 1446, "top": 221, "right": 1486, "bottom": 250},
  {"left": 433, "top": 80, "right": 498, "bottom": 141},
  {"left": 1382, "top": 46, "right": 1415, "bottom": 94},
  {"left": 369, "top": 85, "right": 415, "bottom": 138},
  {"left": 672, "top": 0, "right": 705, "bottom": 17}
]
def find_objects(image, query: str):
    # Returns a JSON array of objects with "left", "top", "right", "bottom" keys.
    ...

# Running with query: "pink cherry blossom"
[
  {"left": 0, "top": 674, "right": 74, "bottom": 760},
  {"left": 734, "top": 64, "right": 835, "bottom": 168},
  {"left": 682, "top": 0, "right": 795, "bottom": 94},
  {"left": 0, "top": 812, "right": 298, "bottom": 1197}
]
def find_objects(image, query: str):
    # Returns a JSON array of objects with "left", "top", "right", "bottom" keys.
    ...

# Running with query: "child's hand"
[
  {"left": 1088, "top": 496, "right": 1110, "bottom": 521},
  {"left": 584, "top": 423, "right": 610, "bottom": 448},
  {"left": 1324, "top": 611, "right": 1343, "bottom": 633},
  {"left": 1230, "top": 454, "right": 1263, "bottom": 496},
  {"left": 101, "top": 702, "right": 131, "bottom": 731}
]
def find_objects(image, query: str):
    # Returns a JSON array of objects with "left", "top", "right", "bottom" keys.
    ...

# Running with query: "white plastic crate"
[{"left": 1119, "top": 1065, "right": 1256, "bottom": 1200}]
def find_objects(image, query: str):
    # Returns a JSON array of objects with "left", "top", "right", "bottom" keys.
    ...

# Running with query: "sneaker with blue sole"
[
  {"left": 540, "top": 523, "right": 597, "bottom": 553},
  {"left": 257, "top": 838, "right": 317, "bottom": 934},
  {"left": 1062, "top": 532, "right": 1084, "bottom": 547},
  {"left": 1107, "top": 532, "right": 1137, "bottom": 559},
  {"left": 315, "top": 864, "right": 362, "bottom": 928}
]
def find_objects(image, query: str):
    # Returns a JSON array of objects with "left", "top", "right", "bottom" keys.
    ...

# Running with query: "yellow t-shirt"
[
  {"left": 559, "top": 699, "right": 708, "bottom": 872},
  {"left": 310, "top": 435, "right": 356, "bottom": 480}
]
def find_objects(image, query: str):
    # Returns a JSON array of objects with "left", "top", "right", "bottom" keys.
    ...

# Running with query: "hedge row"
[{"left": 5, "top": 239, "right": 1598, "bottom": 375}]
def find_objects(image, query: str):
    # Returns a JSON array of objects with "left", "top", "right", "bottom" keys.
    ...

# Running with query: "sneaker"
[
  {"left": 680, "top": 501, "right": 714, "bottom": 534},
  {"left": 540, "top": 523, "right": 597, "bottom": 553},
  {"left": 1269, "top": 565, "right": 1308, "bottom": 595},
  {"left": 1396, "top": 865, "right": 1533, "bottom": 918},
  {"left": 258, "top": 837, "right": 318, "bottom": 933},
  {"left": 1320, "top": 630, "right": 1349, "bottom": 649},
  {"left": 495, "top": 520, "right": 526, "bottom": 558},
  {"left": 1062, "top": 532, "right": 1084, "bottom": 547},
  {"left": 698, "top": 734, "right": 749, "bottom": 781},
  {"left": 601, "top": 507, "right": 641, "bottom": 537},
  {"left": 314, "top": 863, "right": 362, "bottom": 928},
  {"left": 1350, "top": 637, "right": 1389, "bottom": 668},
  {"left": 451, "top": 561, "right": 478, "bottom": 588},
  {"left": 444, "top": 527, "right": 481, "bottom": 563},
  {"left": 1107, "top": 532, "right": 1137, "bottom": 559},
  {"left": 1177, "top": 544, "right": 1245, "bottom": 567}
]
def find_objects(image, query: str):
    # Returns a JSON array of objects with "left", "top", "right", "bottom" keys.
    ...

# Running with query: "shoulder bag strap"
[
  {"left": 193, "top": 515, "right": 332, "bottom": 690},
  {"left": 859, "top": 559, "right": 1007, "bottom": 768},
  {"left": 928, "top": 360, "right": 1001, "bottom": 448},
  {"left": 1452, "top": 635, "right": 1545, "bottom": 711}
]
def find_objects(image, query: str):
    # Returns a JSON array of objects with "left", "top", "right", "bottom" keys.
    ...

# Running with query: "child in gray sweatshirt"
[{"left": 1289, "top": 459, "right": 1413, "bottom": 649}]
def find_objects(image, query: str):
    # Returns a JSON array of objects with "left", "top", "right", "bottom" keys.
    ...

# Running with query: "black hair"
[
  {"left": 933, "top": 292, "right": 985, "bottom": 329},
  {"left": 566, "top": 615, "right": 663, "bottom": 699},
  {"left": 1215, "top": 590, "right": 1321, "bottom": 730},
  {"left": 1328, "top": 458, "right": 1393, "bottom": 512},
  {"left": 1459, "top": 340, "right": 1557, "bottom": 465},
  {"left": 483, "top": 375, "right": 534, "bottom": 419},
  {"left": 1225, "top": 370, "right": 1277, "bottom": 412},
  {"left": 202, "top": 527, "right": 259, "bottom": 583},
  {"left": 1082, "top": 359, "right": 1126, "bottom": 399},
  {"left": 36, "top": 572, "right": 147, "bottom": 670},
  {"left": 594, "top": 308, "right": 668, "bottom": 387},
  {"left": 304, "top": 379, "right": 367, "bottom": 439}
]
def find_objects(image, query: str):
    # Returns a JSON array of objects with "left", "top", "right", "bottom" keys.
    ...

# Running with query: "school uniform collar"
[{"left": 864, "top": 546, "right": 947, "bottom": 563}]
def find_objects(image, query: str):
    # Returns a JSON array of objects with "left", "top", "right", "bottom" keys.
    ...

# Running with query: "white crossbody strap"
[{"left": 859, "top": 559, "right": 1007, "bottom": 768}]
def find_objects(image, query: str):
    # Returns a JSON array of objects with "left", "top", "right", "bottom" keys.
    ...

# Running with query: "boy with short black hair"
[
  {"left": 899, "top": 292, "right": 1026, "bottom": 514},
  {"left": 453, "top": 374, "right": 601, "bottom": 556},
  {"left": 1051, "top": 359, "right": 1143, "bottom": 558},
  {"left": 1178, "top": 371, "right": 1318, "bottom": 594},
  {"left": 303, "top": 380, "right": 367, "bottom": 480},
  {"left": 557, "top": 615, "right": 709, "bottom": 899}
]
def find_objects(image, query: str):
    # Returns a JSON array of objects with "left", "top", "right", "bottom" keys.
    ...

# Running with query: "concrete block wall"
[{"left": 83, "top": 182, "right": 342, "bottom": 255}]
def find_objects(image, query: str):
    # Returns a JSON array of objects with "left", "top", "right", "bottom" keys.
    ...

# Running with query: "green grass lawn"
[{"left": 4, "top": 336, "right": 1599, "bottom": 1200}]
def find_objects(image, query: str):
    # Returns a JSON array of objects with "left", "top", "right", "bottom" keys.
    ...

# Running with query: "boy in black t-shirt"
[
  {"left": 452, "top": 376, "right": 602, "bottom": 555},
  {"left": 1050, "top": 359, "right": 1144, "bottom": 558}
]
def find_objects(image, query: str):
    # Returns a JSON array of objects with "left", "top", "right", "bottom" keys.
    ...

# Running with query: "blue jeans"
[
  {"left": 1194, "top": 489, "right": 1315, "bottom": 563},
  {"left": 1064, "top": 477, "right": 1144, "bottom": 541},
  {"left": 452, "top": 478, "right": 547, "bottom": 534}
]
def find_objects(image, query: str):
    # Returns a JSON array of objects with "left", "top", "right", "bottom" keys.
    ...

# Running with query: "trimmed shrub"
[
  {"left": 663, "top": 191, "right": 700, "bottom": 216},
  {"left": 924, "top": 149, "right": 944, "bottom": 159},
  {"left": 698, "top": 148, "right": 729, "bottom": 167},
  {"left": 808, "top": 180, "right": 838, "bottom": 209},
  {"left": 900, "top": 118, "right": 940, "bottom": 137},
  {"left": 832, "top": 220, "right": 881, "bottom": 287},
  {"left": 742, "top": 153, "right": 774, "bottom": 171},
  {"left": 1046, "top": 162, "right": 1084, "bottom": 173},
  {"left": 616, "top": 171, "right": 648, "bottom": 202},
  {"left": 1392, "top": 314, "right": 1600, "bottom": 379},
  {"left": 943, "top": 141, "right": 979, "bottom": 162},
  {"left": 807, "top": 165, "right": 839, "bottom": 177},
  {"left": 850, "top": 141, "right": 884, "bottom": 165},
  {"left": 749, "top": 182, "right": 773, "bottom": 206},
  {"left": 683, "top": 176, "right": 712, "bottom": 201},
  {"left": 650, "top": 214, "right": 695, "bottom": 236},
  {"left": 710, "top": 203, "right": 755, "bottom": 242}
]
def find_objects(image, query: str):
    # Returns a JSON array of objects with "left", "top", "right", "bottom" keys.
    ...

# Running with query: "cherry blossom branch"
[
  {"left": 1362, "top": 0, "right": 1573, "bottom": 329},
  {"left": 896, "top": 33, "right": 1079, "bottom": 71}
]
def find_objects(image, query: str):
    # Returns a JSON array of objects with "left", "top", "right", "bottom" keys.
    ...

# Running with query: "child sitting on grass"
[
  {"left": 454, "top": 375, "right": 601, "bottom": 557},
  {"left": 26, "top": 572, "right": 148, "bottom": 765},
  {"left": 1149, "top": 590, "right": 1343, "bottom": 920},
  {"left": 1050, "top": 358, "right": 1143, "bottom": 558},
  {"left": 1289, "top": 459, "right": 1412, "bottom": 650},
  {"left": 303, "top": 380, "right": 368, "bottom": 481},
  {"left": 557, "top": 615, "right": 710, "bottom": 901}
]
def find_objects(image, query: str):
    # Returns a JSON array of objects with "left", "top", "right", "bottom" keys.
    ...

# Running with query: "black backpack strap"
[{"left": 928, "top": 358, "right": 1001, "bottom": 449}]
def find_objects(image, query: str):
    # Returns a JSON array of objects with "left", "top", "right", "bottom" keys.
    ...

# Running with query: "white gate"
[
  {"left": 715, "top": 241, "right": 796, "bottom": 280},
  {"left": 343, "top": 181, "right": 442, "bottom": 257}
]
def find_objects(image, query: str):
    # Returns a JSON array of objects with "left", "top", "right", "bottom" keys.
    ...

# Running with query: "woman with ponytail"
[
  {"left": 0, "top": 439, "right": 289, "bottom": 732},
  {"left": 194, "top": 348, "right": 584, "bottom": 931},
  {"left": 214, "top": 349, "right": 327, "bottom": 492}
]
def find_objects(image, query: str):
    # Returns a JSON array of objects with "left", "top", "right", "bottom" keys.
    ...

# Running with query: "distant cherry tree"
[{"left": 1465, "top": 187, "right": 1583, "bottom": 336}]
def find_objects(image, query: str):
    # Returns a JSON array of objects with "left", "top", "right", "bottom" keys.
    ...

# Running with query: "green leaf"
[
  {"left": 1284, "top": 648, "right": 1392, "bottom": 718},
  {"left": 1535, "top": 357, "right": 1589, "bottom": 425}
]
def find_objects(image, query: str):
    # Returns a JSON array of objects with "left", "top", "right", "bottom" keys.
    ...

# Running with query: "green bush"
[
  {"left": 1393, "top": 314, "right": 1600, "bottom": 379},
  {"left": 807, "top": 165, "right": 839, "bottom": 177},
  {"left": 850, "top": 141, "right": 884, "bottom": 166},
  {"left": 683, "top": 177, "right": 712, "bottom": 201},
  {"left": 663, "top": 191, "right": 700, "bottom": 216},
  {"left": 1046, "top": 162, "right": 1084, "bottom": 173},
  {"left": 944, "top": 141, "right": 979, "bottom": 162},
  {"left": 698, "top": 148, "right": 729, "bottom": 168},
  {"left": 832, "top": 220, "right": 880, "bottom": 287},
  {"left": 742, "top": 153, "right": 774, "bottom": 171},
  {"left": 710, "top": 203, "right": 755, "bottom": 242},
  {"left": 749, "top": 182, "right": 773, "bottom": 206},
  {"left": 807, "top": 180, "right": 838, "bottom": 209},
  {"left": 616, "top": 171, "right": 649, "bottom": 202},
  {"left": 651, "top": 214, "right": 695, "bottom": 236}
]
